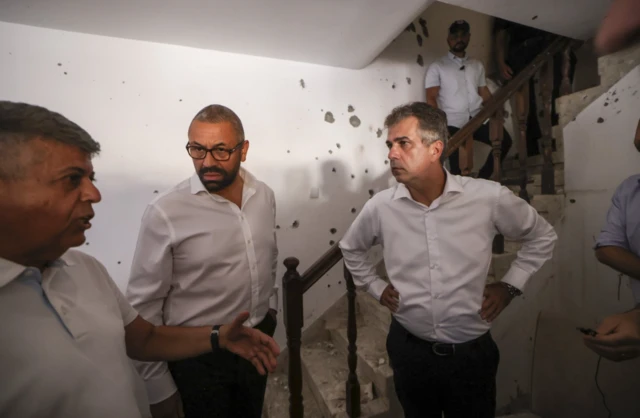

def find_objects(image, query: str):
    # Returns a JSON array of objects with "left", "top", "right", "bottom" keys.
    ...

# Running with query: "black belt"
[{"left": 394, "top": 318, "right": 491, "bottom": 356}]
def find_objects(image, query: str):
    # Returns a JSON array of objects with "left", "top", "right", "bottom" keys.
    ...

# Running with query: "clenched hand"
[
  {"left": 380, "top": 284, "right": 400, "bottom": 313},
  {"left": 480, "top": 283, "right": 513, "bottom": 322}
]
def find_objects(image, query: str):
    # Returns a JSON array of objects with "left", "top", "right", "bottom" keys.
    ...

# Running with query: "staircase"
[{"left": 263, "top": 191, "right": 564, "bottom": 418}]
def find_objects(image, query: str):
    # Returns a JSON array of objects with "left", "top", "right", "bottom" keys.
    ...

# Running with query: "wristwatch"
[
  {"left": 500, "top": 282, "right": 523, "bottom": 298},
  {"left": 210, "top": 325, "right": 222, "bottom": 351}
]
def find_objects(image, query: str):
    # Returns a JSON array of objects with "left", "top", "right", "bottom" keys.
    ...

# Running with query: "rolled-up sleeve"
[
  {"left": 425, "top": 63, "right": 441, "bottom": 89},
  {"left": 493, "top": 187, "right": 558, "bottom": 290},
  {"left": 595, "top": 181, "right": 630, "bottom": 250},
  {"left": 125, "top": 204, "right": 177, "bottom": 405},
  {"left": 339, "top": 201, "right": 388, "bottom": 301}
]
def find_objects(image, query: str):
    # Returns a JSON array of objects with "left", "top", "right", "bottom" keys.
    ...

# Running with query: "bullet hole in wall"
[
  {"left": 336, "top": 143, "right": 341, "bottom": 149},
  {"left": 570, "top": 199, "right": 576, "bottom": 203},
  {"left": 57, "top": 63, "right": 62, "bottom": 66},
  {"left": 419, "top": 18, "right": 429, "bottom": 37},
  {"left": 604, "top": 102, "right": 609, "bottom": 107},
  {"left": 330, "top": 240, "right": 335, "bottom": 246},
  {"left": 348, "top": 105, "right": 355, "bottom": 112},
  {"left": 391, "top": 83, "right": 396, "bottom": 89},
  {"left": 406, "top": 77, "right": 412, "bottom": 85},
  {"left": 276, "top": 225, "right": 280, "bottom": 229},
  {"left": 384, "top": 160, "right": 389, "bottom": 164},
  {"left": 153, "top": 190, "right": 159, "bottom": 194},
  {"left": 405, "top": 23, "right": 416, "bottom": 33},
  {"left": 351, "top": 208, "right": 356, "bottom": 213},
  {"left": 330, "top": 228, "right": 337, "bottom": 234},
  {"left": 368, "top": 189, "right": 374, "bottom": 197},
  {"left": 351, "top": 174, "right": 355, "bottom": 179},
  {"left": 416, "top": 35, "right": 423, "bottom": 47},
  {"left": 64, "top": 72, "right": 68, "bottom": 75},
  {"left": 329, "top": 150, "right": 333, "bottom": 154},
  {"left": 300, "top": 79, "right": 306, "bottom": 88},
  {"left": 597, "top": 117, "right": 605, "bottom": 123},
  {"left": 86, "top": 242, "right": 90, "bottom": 246},
  {"left": 532, "top": 15, "right": 538, "bottom": 20},
  {"left": 118, "top": 261, "right": 121, "bottom": 265},
  {"left": 376, "top": 129, "right": 383, "bottom": 138},
  {"left": 292, "top": 220, "right": 299, "bottom": 228},
  {"left": 287, "top": 150, "right": 291, "bottom": 153},
  {"left": 332, "top": 167, "right": 336, "bottom": 173},
  {"left": 417, "top": 55, "right": 424, "bottom": 67},
  {"left": 349, "top": 116, "right": 361, "bottom": 128},
  {"left": 325, "top": 112, "right": 335, "bottom": 123},
  {"left": 365, "top": 169, "right": 369, "bottom": 174}
]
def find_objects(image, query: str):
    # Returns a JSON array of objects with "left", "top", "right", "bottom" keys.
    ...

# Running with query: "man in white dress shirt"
[
  {"left": 0, "top": 101, "right": 279, "bottom": 418},
  {"left": 126, "top": 105, "right": 279, "bottom": 418},
  {"left": 425, "top": 20, "right": 512, "bottom": 179},
  {"left": 339, "top": 102, "right": 557, "bottom": 417}
]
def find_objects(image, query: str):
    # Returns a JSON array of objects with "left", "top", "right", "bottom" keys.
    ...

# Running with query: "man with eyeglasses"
[
  {"left": 425, "top": 20, "right": 512, "bottom": 180},
  {"left": 126, "top": 105, "right": 279, "bottom": 418}
]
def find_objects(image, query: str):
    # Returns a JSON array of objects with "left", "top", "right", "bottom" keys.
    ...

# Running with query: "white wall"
[
  {"left": 0, "top": 3, "right": 494, "bottom": 347},
  {"left": 553, "top": 65, "right": 640, "bottom": 416}
]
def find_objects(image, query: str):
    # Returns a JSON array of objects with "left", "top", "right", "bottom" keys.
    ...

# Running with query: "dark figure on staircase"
[
  {"left": 340, "top": 102, "right": 557, "bottom": 418},
  {"left": 426, "top": 20, "right": 512, "bottom": 179},
  {"left": 494, "top": 17, "right": 577, "bottom": 156}
]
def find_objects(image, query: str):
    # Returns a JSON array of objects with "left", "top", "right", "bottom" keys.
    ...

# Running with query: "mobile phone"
[{"left": 577, "top": 327, "right": 598, "bottom": 337}]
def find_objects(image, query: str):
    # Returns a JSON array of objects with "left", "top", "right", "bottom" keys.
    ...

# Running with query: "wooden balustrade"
[{"left": 282, "top": 34, "right": 576, "bottom": 418}]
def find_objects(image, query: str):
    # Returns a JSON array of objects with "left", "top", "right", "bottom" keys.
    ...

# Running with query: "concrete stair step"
[
  {"left": 502, "top": 150, "right": 564, "bottom": 171},
  {"left": 301, "top": 341, "right": 390, "bottom": 418},
  {"left": 330, "top": 324, "right": 394, "bottom": 398},
  {"left": 263, "top": 372, "right": 323, "bottom": 418}
]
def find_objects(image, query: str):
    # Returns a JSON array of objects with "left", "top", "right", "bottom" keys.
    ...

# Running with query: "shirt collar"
[
  {"left": 392, "top": 168, "right": 464, "bottom": 202},
  {"left": 448, "top": 51, "right": 468, "bottom": 64},
  {"left": 190, "top": 167, "right": 255, "bottom": 195},
  {"left": 0, "top": 253, "right": 74, "bottom": 288}
]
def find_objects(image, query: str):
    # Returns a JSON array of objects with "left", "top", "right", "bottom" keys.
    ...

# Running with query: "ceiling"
[
  {"left": 441, "top": 0, "right": 611, "bottom": 41},
  {"left": 0, "top": 0, "right": 610, "bottom": 69},
  {"left": 0, "top": 0, "right": 431, "bottom": 69}
]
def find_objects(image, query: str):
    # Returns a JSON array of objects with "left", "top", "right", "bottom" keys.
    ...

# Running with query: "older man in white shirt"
[
  {"left": 126, "top": 105, "right": 279, "bottom": 418},
  {"left": 425, "top": 20, "right": 512, "bottom": 179},
  {"left": 339, "top": 102, "right": 556, "bottom": 418},
  {"left": 0, "top": 101, "right": 279, "bottom": 418}
]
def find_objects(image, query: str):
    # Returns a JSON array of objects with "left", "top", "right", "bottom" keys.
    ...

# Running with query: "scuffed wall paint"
[{"left": 0, "top": 2, "right": 495, "bottom": 350}]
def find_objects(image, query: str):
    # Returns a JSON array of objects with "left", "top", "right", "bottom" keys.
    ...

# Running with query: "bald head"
[
  {"left": 0, "top": 101, "right": 100, "bottom": 181},
  {"left": 191, "top": 104, "right": 245, "bottom": 144}
]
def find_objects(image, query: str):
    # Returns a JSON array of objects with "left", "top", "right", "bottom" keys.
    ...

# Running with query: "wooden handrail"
[
  {"left": 301, "top": 244, "right": 343, "bottom": 293},
  {"left": 444, "top": 36, "right": 572, "bottom": 158},
  {"left": 284, "top": 34, "right": 576, "bottom": 418}
]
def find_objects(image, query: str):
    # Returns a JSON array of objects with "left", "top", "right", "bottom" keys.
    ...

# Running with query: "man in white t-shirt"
[
  {"left": 425, "top": 20, "right": 512, "bottom": 179},
  {"left": 0, "top": 101, "right": 280, "bottom": 418}
]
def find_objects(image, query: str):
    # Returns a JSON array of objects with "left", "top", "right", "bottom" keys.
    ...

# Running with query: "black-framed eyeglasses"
[{"left": 186, "top": 140, "right": 245, "bottom": 161}]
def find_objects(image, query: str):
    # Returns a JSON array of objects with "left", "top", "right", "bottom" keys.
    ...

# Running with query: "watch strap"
[{"left": 210, "top": 325, "right": 222, "bottom": 351}]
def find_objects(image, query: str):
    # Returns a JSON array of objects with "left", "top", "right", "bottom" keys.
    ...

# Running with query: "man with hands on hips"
[{"left": 340, "top": 102, "right": 557, "bottom": 418}]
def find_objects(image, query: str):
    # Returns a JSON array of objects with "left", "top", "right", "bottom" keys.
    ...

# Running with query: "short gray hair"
[
  {"left": 192, "top": 104, "right": 245, "bottom": 144},
  {"left": 384, "top": 102, "right": 449, "bottom": 157},
  {"left": 0, "top": 101, "right": 100, "bottom": 180}
]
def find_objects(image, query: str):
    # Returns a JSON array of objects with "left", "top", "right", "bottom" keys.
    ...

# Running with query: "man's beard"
[
  {"left": 198, "top": 164, "right": 240, "bottom": 193},
  {"left": 451, "top": 42, "right": 467, "bottom": 52}
]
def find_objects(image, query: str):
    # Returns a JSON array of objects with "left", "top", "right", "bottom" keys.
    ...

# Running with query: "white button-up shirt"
[
  {"left": 126, "top": 168, "right": 279, "bottom": 404},
  {"left": 425, "top": 52, "right": 487, "bottom": 128},
  {"left": 0, "top": 251, "right": 150, "bottom": 418},
  {"left": 340, "top": 171, "right": 557, "bottom": 344}
]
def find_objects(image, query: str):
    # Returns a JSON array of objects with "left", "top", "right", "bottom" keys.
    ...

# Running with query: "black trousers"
[
  {"left": 447, "top": 123, "right": 512, "bottom": 179},
  {"left": 168, "top": 314, "right": 277, "bottom": 418},
  {"left": 386, "top": 319, "right": 500, "bottom": 418}
]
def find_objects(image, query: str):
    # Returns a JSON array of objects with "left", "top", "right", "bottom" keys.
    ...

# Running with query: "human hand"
[
  {"left": 268, "top": 308, "right": 278, "bottom": 322},
  {"left": 500, "top": 62, "right": 514, "bottom": 80},
  {"left": 480, "top": 283, "right": 513, "bottom": 322},
  {"left": 219, "top": 311, "right": 280, "bottom": 375},
  {"left": 583, "top": 308, "right": 640, "bottom": 362},
  {"left": 380, "top": 284, "right": 400, "bottom": 313}
]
